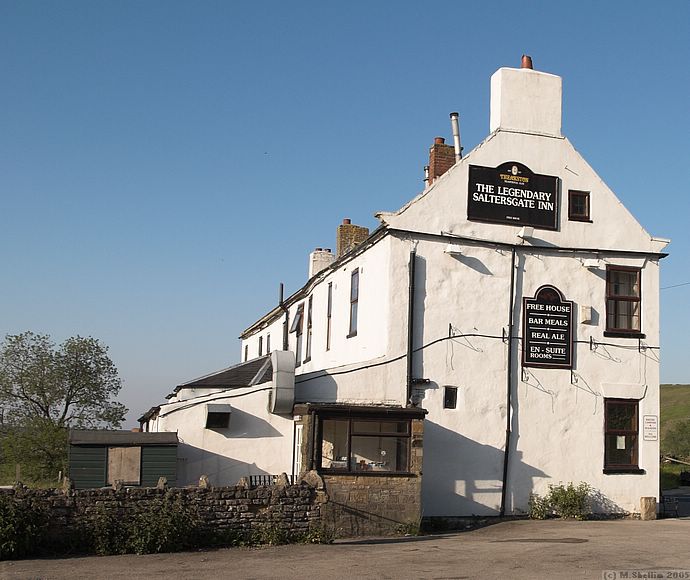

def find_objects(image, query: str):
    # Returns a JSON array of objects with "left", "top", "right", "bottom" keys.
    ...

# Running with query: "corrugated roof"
[{"left": 69, "top": 429, "right": 179, "bottom": 446}]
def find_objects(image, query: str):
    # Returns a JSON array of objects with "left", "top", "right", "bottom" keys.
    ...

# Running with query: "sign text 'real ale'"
[
  {"left": 468, "top": 162, "right": 559, "bottom": 230},
  {"left": 523, "top": 285, "right": 573, "bottom": 369}
]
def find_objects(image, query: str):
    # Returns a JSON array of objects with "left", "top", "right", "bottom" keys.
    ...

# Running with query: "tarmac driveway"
[{"left": 2, "top": 519, "right": 690, "bottom": 580}]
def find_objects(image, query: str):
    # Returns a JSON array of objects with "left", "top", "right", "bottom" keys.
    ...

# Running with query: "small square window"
[
  {"left": 568, "top": 190, "right": 590, "bottom": 221},
  {"left": 443, "top": 387, "right": 458, "bottom": 409},
  {"left": 206, "top": 412, "right": 230, "bottom": 429}
]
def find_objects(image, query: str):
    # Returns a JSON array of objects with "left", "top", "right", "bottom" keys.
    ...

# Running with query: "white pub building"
[{"left": 140, "top": 56, "right": 669, "bottom": 526}]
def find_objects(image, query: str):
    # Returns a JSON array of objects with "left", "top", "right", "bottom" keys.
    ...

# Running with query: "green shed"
[{"left": 68, "top": 430, "right": 178, "bottom": 489}]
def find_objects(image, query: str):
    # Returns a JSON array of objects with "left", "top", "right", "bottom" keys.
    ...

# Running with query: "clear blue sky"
[{"left": 2, "top": 1, "right": 688, "bottom": 425}]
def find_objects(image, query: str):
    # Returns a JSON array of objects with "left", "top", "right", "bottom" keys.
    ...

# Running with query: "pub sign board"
[
  {"left": 468, "top": 162, "right": 559, "bottom": 230},
  {"left": 523, "top": 285, "right": 573, "bottom": 369}
]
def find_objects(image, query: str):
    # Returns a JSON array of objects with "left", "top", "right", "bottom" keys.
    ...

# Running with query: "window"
[
  {"left": 326, "top": 282, "right": 333, "bottom": 350},
  {"left": 606, "top": 267, "right": 641, "bottom": 335},
  {"left": 258, "top": 336, "right": 263, "bottom": 357},
  {"left": 290, "top": 303, "right": 304, "bottom": 366},
  {"left": 319, "top": 417, "right": 411, "bottom": 473},
  {"left": 305, "top": 296, "right": 313, "bottom": 362},
  {"left": 244, "top": 344, "right": 248, "bottom": 362},
  {"left": 348, "top": 269, "right": 359, "bottom": 337},
  {"left": 206, "top": 404, "right": 231, "bottom": 429},
  {"left": 206, "top": 412, "right": 230, "bottom": 429},
  {"left": 443, "top": 386, "right": 458, "bottom": 409},
  {"left": 266, "top": 334, "right": 271, "bottom": 354},
  {"left": 604, "top": 399, "right": 641, "bottom": 473},
  {"left": 568, "top": 190, "right": 590, "bottom": 221}
]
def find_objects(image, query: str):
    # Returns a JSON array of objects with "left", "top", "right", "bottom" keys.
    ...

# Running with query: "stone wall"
[{"left": 0, "top": 478, "right": 323, "bottom": 546}]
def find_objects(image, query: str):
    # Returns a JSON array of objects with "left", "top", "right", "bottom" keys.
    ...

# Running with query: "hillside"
[{"left": 660, "top": 384, "right": 690, "bottom": 441}]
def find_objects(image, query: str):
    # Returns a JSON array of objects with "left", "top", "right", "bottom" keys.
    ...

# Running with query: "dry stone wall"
[{"left": 0, "top": 480, "right": 323, "bottom": 545}]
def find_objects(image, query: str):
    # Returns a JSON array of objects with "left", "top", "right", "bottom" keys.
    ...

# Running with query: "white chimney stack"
[
  {"left": 309, "top": 248, "right": 335, "bottom": 278},
  {"left": 489, "top": 56, "right": 562, "bottom": 137}
]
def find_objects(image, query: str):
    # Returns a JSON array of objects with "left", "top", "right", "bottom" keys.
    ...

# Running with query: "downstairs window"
[
  {"left": 319, "top": 417, "right": 411, "bottom": 473},
  {"left": 604, "top": 398, "right": 642, "bottom": 473}
]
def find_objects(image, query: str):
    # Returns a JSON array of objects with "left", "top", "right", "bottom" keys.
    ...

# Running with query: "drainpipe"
[
  {"left": 406, "top": 250, "right": 417, "bottom": 406},
  {"left": 500, "top": 247, "right": 517, "bottom": 517},
  {"left": 279, "top": 282, "right": 289, "bottom": 350}
]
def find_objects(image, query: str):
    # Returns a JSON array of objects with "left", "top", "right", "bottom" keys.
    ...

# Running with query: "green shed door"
[
  {"left": 69, "top": 446, "right": 107, "bottom": 489},
  {"left": 141, "top": 446, "right": 177, "bottom": 487}
]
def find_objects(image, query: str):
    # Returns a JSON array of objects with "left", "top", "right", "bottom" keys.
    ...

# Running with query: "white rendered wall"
[
  {"left": 242, "top": 237, "right": 399, "bottom": 405},
  {"left": 148, "top": 385, "right": 294, "bottom": 486},
  {"left": 236, "top": 65, "right": 665, "bottom": 517}
]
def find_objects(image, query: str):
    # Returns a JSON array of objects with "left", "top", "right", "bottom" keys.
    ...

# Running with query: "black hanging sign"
[
  {"left": 522, "top": 285, "right": 573, "bottom": 369},
  {"left": 468, "top": 162, "right": 559, "bottom": 230}
]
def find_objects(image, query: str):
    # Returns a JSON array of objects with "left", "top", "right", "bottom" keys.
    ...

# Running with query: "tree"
[{"left": 0, "top": 332, "right": 128, "bottom": 479}]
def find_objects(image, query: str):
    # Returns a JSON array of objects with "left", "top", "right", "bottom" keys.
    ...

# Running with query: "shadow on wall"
[
  {"left": 221, "top": 407, "right": 284, "bottom": 439},
  {"left": 422, "top": 421, "right": 548, "bottom": 517},
  {"left": 294, "top": 372, "right": 338, "bottom": 403}
]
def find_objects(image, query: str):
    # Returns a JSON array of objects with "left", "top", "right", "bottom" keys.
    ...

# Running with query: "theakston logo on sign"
[
  {"left": 468, "top": 162, "right": 560, "bottom": 230},
  {"left": 523, "top": 285, "right": 573, "bottom": 369}
]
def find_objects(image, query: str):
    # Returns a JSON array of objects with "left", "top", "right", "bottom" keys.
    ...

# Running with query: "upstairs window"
[
  {"left": 305, "top": 296, "right": 313, "bottom": 362},
  {"left": 326, "top": 282, "right": 333, "bottom": 350},
  {"left": 604, "top": 399, "right": 640, "bottom": 472},
  {"left": 244, "top": 344, "right": 248, "bottom": 362},
  {"left": 290, "top": 303, "right": 305, "bottom": 366},
  {"left": 348, "top": 269, "right": 359, "bottom": 337},
  {"left": 568, "top": 190, "right": 591, "bottom": 221},
  {"left": 266, "top": 333, "right": 271, "bottom": 354},
  {"left": 258, "top": 336, "right": 263, "bottom": 357},
  {"left": 606, "top": 267, "right": 641, "bottom": 335}
]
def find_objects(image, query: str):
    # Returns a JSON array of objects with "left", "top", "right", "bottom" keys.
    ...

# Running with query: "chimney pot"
[
  {"left": 343, "top": 218, "right": 351, "bottom": 225},
  {"left": 434, "top": 137, "right": 445, "bottom": 145},
  {"left": 315, "top": 247, "right": 322, "bottom": 251},
  {"left": 325, "top": 248, "right": 331, "bottom": 253},
  {"left": 521, "top": 54, "right": 533, "bottom": 69}
]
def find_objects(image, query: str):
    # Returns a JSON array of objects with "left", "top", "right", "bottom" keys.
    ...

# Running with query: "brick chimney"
[
  {"left": 428, "top": 137, "right": 455, "bottom": 185},
  {"left": 336, "top": 218, "right": 369, "bottom": 258}
]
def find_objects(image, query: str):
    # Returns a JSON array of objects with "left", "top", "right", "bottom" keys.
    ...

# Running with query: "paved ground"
[{"left": 2, "top": 518, "right": 690, "bottom": 580}]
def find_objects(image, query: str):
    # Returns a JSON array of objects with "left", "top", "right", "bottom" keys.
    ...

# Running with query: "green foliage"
[
  {"left": 127, "top": 494, "right": 202, "bottom": 555},
  {"left": 395, "top": 521, "right": 421, "bottom": 537},
  {"left": 0, "top": 332, "right": 127, "bottom": 481},
  {"left": 662, "top": 419, "right": 690, "bottom": 460},
  {"left": 528, "top": 493, "right": 551, "bottom": 520},
  {"left": 0, "top": 493, "right": 48, "bottom": 560},
  {"left": 84, "top": 493, "right": 203, "bottom": 556},
  {"left": 250, "top": 522, "right": 289, "bottom": 546},
  {"left": 299, "top": 525, "right": 336, "bottom": 544},
  {"left": 528, "top": 482, "right": 592, "bottom": 520}
]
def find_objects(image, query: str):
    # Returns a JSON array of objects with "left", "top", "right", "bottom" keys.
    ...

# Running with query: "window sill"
[
  {"left": 569, "top": 217, "right": 592, "bottom": 223},
  {"left": 603, "top": 468, "right": 646, "bottom": 475},
  {"left": 604, "top": 331, "right": 646, "bottom": 339},
  {"left": 303, "top": 357, "right": 311, "bottom": 364},
  {"left": 346, "top": 331, "right": 357, "bottom": 339}
]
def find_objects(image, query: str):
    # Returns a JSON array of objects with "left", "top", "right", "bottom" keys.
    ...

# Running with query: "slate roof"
[
  {"left": 69, "top": 429, "right": 178, "bottom": 446},
  {"left": 169, "top": 355, "right": 273, "bottom": 397}
]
